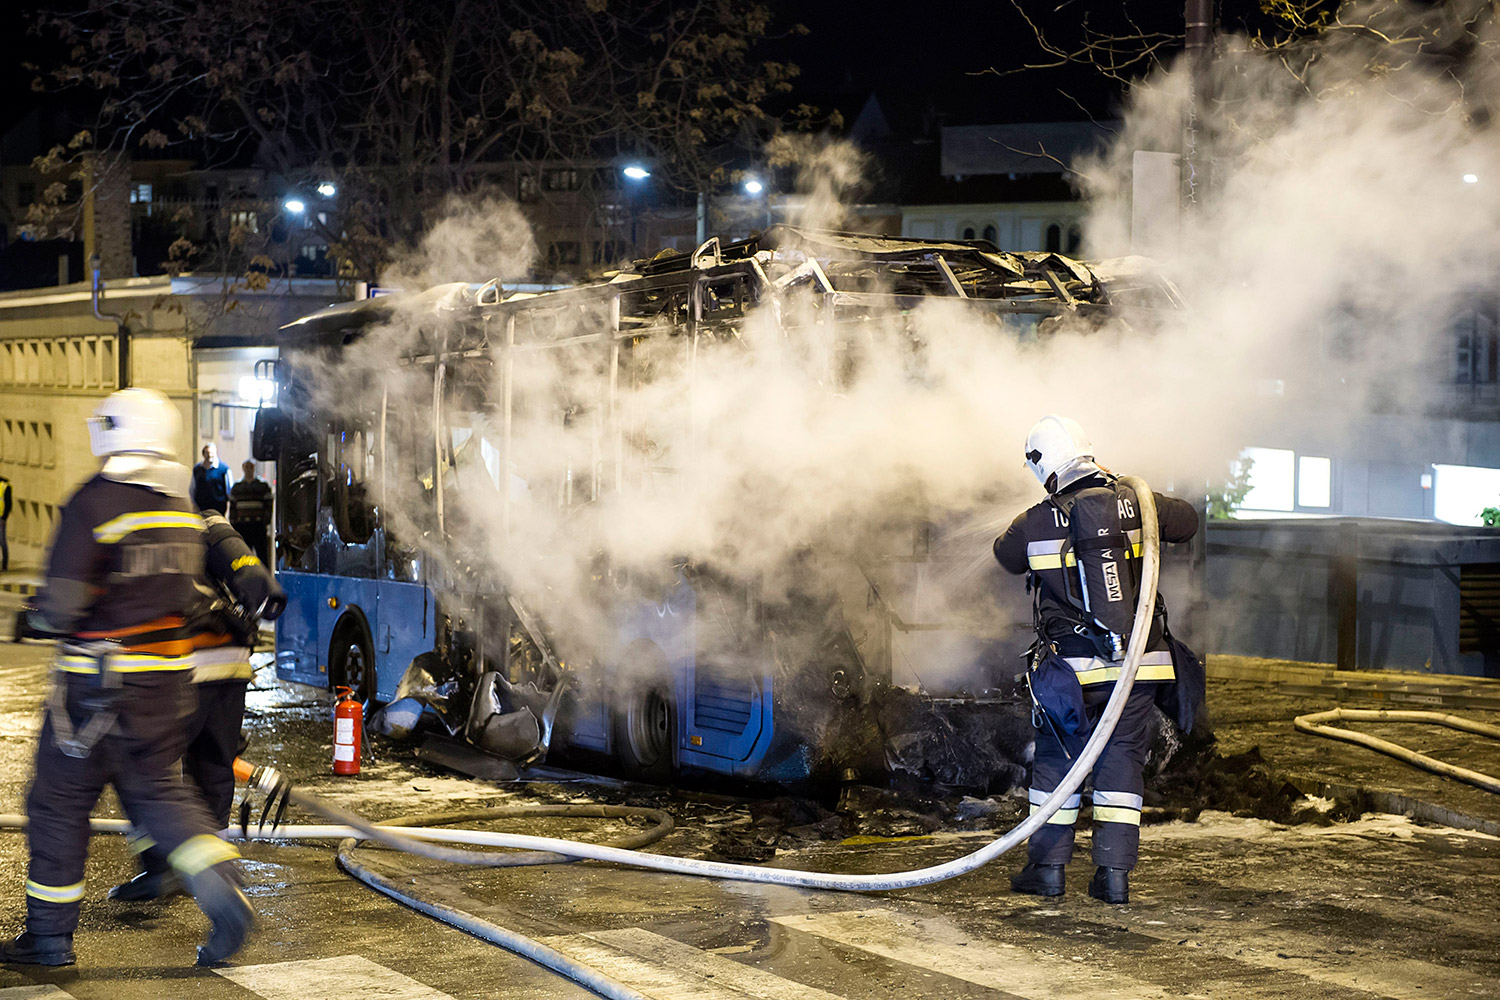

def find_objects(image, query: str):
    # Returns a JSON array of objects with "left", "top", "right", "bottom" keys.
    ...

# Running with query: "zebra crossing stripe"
[
  {"left": 539, "top": 928, "right": 846, "bottom": 1000},
  {"left": 770, "top": 910, "right": 1178, "bottom": 1000},
  {"left": 214, "top": 955, "right": 454, "bottom": 1000},
  {"left": 0, "top": 988, "right": 75, "bottom": 999}
]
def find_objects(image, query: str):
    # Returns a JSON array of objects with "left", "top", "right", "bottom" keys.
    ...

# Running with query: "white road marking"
[
  {"left": 540, "top": 928, "right": 846, "bottom": 1000},
  {"left": 772, "top": 910, "right": 1181, "bottom": 1000},
  {"left": 215, "top": 955, "right": 454, "bottom": 1000},
  {"left": 0, "top": 988, "right": 75, "bottom": 999}
]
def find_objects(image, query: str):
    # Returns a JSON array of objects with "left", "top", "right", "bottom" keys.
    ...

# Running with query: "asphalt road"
[{"left": 0, "top": 629, "right": 1497, "bottom": 1000}]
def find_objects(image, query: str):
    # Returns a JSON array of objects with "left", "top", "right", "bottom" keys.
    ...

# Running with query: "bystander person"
[
  {"left": 191, "top": 443, "right": 231, "bottom": 515},
  {"left": 228, "top": 461, "right": 272, "bottom": 563}
]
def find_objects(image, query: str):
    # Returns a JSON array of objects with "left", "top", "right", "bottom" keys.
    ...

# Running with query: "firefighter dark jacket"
[
  {"left": 993, "top": 474, "right": 1199, "bottom": 676},
  {"left": 36, "top": 474, "right": 210, "bottom": 640}
]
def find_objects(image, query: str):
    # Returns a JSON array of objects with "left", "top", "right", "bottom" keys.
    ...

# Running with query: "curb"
[
  {"left": 1290, "top": 773, "right": 1500, "bottom": 837},
  {"left": 1209, "top": 657, "right": 1500, "bottom": 712}
]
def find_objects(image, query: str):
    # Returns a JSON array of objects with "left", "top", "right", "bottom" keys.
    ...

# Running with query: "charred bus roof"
[{"left": 280, "top": 226, "right": 1182, "bottom": 354}]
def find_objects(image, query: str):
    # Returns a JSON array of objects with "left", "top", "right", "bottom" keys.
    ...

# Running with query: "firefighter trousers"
[
  {"left": 132, "top": 680, "right": 248, "bottom": 875},
  {"left": 24, "top": 671, "right": 238, "bottom": 936},
  {"left": 1027, "top": 680, "right": 1158, "bottom": 871}
]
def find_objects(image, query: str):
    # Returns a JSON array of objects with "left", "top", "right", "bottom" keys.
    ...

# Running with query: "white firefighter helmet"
[
  {"left": 1024, "top": 414, "right": 1095, "bottom": 491},
  {"left": 88, "top": 388, "right": 181, "bottom": 459}
]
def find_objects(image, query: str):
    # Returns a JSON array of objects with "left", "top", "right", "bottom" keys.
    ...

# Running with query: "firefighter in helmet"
[
  {"left": 1, "top": 388, "right": 255, "bottom": 966},
  {"left": 108, "top": 510, "right": 285, "bottom": 902},
  {"left": 992, "top": 415, "right": 1200, "bottom": 904}
]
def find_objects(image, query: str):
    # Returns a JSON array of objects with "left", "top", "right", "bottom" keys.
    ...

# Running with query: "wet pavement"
[{"left": 0, "top": 613, "right": 1497, "bottom": 999}]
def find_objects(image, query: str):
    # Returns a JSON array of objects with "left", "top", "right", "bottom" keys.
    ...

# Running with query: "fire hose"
[
  {"left": 0, "top": 479, "right": 1162, "bottom": 999},
  {"left": 1293, "top": 708, "right": 1500, "bottom": 795}
]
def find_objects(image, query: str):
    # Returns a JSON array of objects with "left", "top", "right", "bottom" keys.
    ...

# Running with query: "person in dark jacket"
[
  {"left": 108, "top": 511, "right": 284, "bottom": 903},
  {"left": 191, "top": 443, "right": 231, "bottom": 515},
  {"left": 227, "top": 461, "right": 272, "bottom": 564},
  {"left": 993, "top": 415, "right": 1199, "bottom": 905},
  {"left": 0, "top": 389, "right": 254, "bottom": 968}
]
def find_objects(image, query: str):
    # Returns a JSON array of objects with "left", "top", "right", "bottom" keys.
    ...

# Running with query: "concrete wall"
[{"left": 1206, "top": 518, "right": 1500, "bottom": 677}]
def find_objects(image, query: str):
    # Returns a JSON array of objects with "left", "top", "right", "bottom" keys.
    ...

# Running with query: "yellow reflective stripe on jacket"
[
  {"left": 1025, "top": 537, "right": 1143, "bottom": 571},
  {"left": 1064, "top": 651, "right": 1175, "bottom": 686},
  {"left": 55, "top": 652, "right": 196, "bottom": 675},
  {"left": 25, "top": 879, "right": 85, "bottom": 903},
  {"left": 230, "top": 554, "right": 261, "bottom": 571},
  {"left": 1071, "top": 662, "right": 1176, "bottom": 686},
  {"left": 1092, "top": 805, "right": 1143, "bottom": 826},
  {"left": 168, "top": 834, "right": 239, "bottom": 875},
  {"left": 93, "top": 511, "right": 206, "bottom": 544},
  {"left": 1025, "top": 539, "right": 1075, "bottom": 571}
]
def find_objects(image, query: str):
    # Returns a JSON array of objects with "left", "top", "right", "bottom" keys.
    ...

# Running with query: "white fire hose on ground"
[
  {"left": 0, "top": 479, "right": 1163, "bottom": 998},
  {"left": 1293, "top": 708, "right": 1500, "bottom": 795}
]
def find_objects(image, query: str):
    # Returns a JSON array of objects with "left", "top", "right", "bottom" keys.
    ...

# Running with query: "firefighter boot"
[
  {"left": 1010, "top": 863, "right": 1065, "bottom": 897},
  {"left": 184, "top": 862, "right": 255, "bottom": 966},
  {"left": 0, "top": 930, "right": 76, "bottom": 966},
  {"left": 108, "top": 867, "right": 184, "bottom": 902},
  {"left": 1088, "top": 866, "right": 1130, "bottom": 904}
]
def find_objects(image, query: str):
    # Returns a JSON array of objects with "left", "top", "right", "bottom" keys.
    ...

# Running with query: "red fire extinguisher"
[{"left": 333, "top": 686, "right": 362, "bottom": 775}]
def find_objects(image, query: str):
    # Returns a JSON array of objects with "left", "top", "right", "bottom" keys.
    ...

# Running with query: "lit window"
[
  {"left": 1240, "top": 447, "right": 1295, "bottom": 511},
  {"left": 1297, "top": 456, "right": 1331, "bottom": 508},
  {"left": 1433, "top": 464, "right": 1500, "bottom": 525},
  {"left": 129, "top": 183, "right": 152, "bottom": 204}
]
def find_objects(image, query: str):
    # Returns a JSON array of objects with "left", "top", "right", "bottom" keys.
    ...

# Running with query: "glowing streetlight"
[
  {"left": 1463, "top": 173, "right": 1479, "bottom": 184},
  {"left": 283, "top": 198, "right": 306, "bottom": 214},
  {"left": 743, "top": 178, "right": 764, "bottom": 195},
  {"left": 622, "top": 165, "right": 651, "bottom": 181},
  {"left": 317, "top": 182, "right": 337, "bottom": 197}
]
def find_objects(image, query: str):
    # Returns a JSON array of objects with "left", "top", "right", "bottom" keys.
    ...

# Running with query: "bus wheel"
[
  {"left": 330, "top": 615, "right": 374, "bottom": 706},
  {"left": 615, "top": 678, "right": 675, "bottom": 784}
]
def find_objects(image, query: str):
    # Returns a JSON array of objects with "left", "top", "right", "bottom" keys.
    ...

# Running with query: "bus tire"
[
  {"left": 613, "top": 643, "right": 675, "bottom": 784},
  {"left": 329, "top": 612, "right": 375, "bottom": 707}
]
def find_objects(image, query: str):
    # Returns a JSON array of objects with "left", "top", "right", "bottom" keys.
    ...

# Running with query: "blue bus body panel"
[
  {"left": 276, "top": 570, "right": 434, "bottom": 701},
  {"left": 611, "top": 581, "right": 774, "bottom": 777}
]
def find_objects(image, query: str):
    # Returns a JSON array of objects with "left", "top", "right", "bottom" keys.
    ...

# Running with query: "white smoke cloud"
[{"left": 302, "top": 11, "right": 1499, "bottom": 688}]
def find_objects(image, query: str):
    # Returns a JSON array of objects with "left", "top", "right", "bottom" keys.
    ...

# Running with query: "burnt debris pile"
[{"left": 1145, "top": 729, "right": 1368, "bottom": 826}]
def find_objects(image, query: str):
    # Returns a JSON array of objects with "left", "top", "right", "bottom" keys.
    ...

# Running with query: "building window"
[
  {"left": 517, "top": 173, "right": 539, "bottom": 202},
  {"left": 1434, "top": 464, "right": 1500, "bottom": 525},
  {"left": 981, "top": 224, "right": 997, "bottom": 244},
  {"left": 16, "top": 182, "right": 35, "bottom": 206},
  {"left": 1045, "top": 224, "right": 1062, "bottom": 253},
  {"left": 229, "top": 210, "right": 258, "bottom": 233},
  {"left": 129, "top": 183, "right": 153, "bottom": 205},
  {"left": 543, "top": 168, "right": 581, "bottom": 192},
  {"left": 42, "top": 422, "right": 54, "bottom": 468},
  {"left": 1066, "top": 224, "right": 1083, "bottom": 255},
  {"left": 219, "top": 405, "right": 235, "bottom": 440},
  {"left": 1455, "top": 309, "right": 1498, "bottom": 385},
  {"left": 960, "top": 224, "right": 977, "bottom": 240},
  {"left": 1297, "top": 456, "right": 1331, "bottom": 508},
  {"left": 1239, "top": 447, "right": 1295, "bottom": 512}
]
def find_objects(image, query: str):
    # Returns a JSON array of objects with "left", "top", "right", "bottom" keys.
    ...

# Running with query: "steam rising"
[{"left": 308, "top": 18, "right": 1499, "bottom": 685}]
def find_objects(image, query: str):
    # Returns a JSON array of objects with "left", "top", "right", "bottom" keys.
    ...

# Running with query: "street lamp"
[
  {"left": 743, "top": 178, "right": 764, "bottom": 195},
  {"left": 283, "top": 198, "right": 306, "bottom": 214},
  {"left": 316, "top": 182, "right": 337, "bottom": 197},
  {"left": 621, "top": 165, "right": 652, "bottom": 253},
  {"left": 1463, "top": 173, "right": 1479, "bottom": 184}
]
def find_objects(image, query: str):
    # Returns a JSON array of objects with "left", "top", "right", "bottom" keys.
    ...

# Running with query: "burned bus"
[{"left": 255, "top": 226, "right": 1191, "bottom": 786}]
